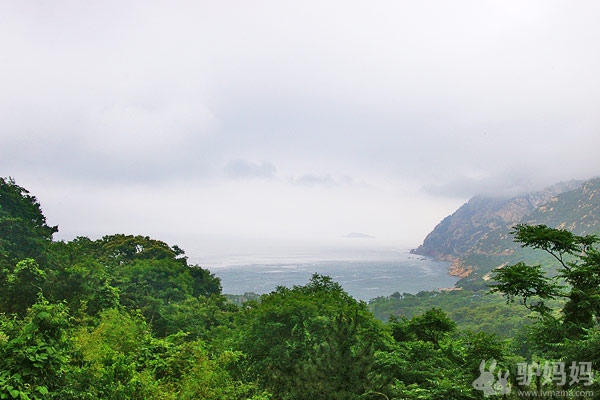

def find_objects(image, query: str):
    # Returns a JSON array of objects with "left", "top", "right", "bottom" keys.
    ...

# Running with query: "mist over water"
[{"left": 190, "top": 243, "right": 457, "bottom": 302}]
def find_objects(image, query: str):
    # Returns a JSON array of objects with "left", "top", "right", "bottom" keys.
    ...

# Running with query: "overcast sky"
[{"left": 1, "top": 1, "right": 599, "bottom": 263}]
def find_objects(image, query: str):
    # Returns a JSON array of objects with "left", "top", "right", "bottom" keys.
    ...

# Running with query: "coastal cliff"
[{"left": 412, "top": 177, "right": 600, "bottom": 289}]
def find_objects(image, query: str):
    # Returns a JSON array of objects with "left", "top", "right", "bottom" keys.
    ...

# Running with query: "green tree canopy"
[
  {"left": 238, "top": 274, "right": 389, "bottom": 399},
  {"left": 0, "top": 177, "right": 58, "bottom": 267},
  {"left": 490, "top": 223, "right": 600, "bottom": 361}
]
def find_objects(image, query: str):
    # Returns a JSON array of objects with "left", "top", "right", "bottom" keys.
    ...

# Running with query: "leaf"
[
  {"left": 35, "top": 386, "right": 49, "bottom": 395},
  {"left": 36, "top": 311, "right": 50, "bottom": 320}
]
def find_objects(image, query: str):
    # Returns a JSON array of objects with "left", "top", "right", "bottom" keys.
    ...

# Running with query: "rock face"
[{"left": 412, "top": 177, "right": 600, "bottom": 288}]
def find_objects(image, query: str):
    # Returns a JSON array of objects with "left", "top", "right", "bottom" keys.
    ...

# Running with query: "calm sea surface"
[{"left": 204, "top": 249, "right": 457, "bottom": 302}]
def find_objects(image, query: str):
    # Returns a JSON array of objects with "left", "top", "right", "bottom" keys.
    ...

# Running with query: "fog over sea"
[{"left": 188, "top": 241, "right": 458, "bottom": 302}]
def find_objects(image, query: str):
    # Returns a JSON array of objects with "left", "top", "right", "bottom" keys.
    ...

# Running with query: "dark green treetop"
[{"left": 0, "top": 177, "right": 58, "bottom": 266}]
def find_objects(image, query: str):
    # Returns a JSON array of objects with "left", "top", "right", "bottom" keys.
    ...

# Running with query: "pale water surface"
[{"left": 197, "top": 247, "right": 457, "bottom": 302}]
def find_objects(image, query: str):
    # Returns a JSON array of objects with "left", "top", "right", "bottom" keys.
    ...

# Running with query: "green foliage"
[
  {"left": 370, "top": 289, "right": 531, "bottom": 338},
  {"left": 1, "top": 259, "right": 47, "bottom": 316},
  {"left": 45, "top": 238, "right": 120, "bottom": 317},
  {"left": 389, "top": 308, "right": 456, "bottom": 349},
  {"left": 0, "top": 296, "right": 70, "bottom": 399},
  {"left": 0, "top": 177, "right": 57, "bottom": 267},
  {"left": 490, "top": 225, "right": 600, "bottom": 330},
  {"left": 490, "top": 223, "right": 600, "bottom": 375},
  {"left": 69, "top": 309, "right": 266, "bottom": 400},
  {"left": 69, "top": 308, "right": 164, "bottom": 399},
  {"left": 238, "top": 274, "right": 389, "bottom": 399},
  {"left": 176, "top": 348, "right": 268, "bottom": 400},
  {"left": 87, "top": 234, "right": 221, "bottom": 300},
  {"left": 381, "top": 308, "right": 510, "bottom": 399},
  {"left": 458, "top": 330, "right": 508, "bottom": 370},
  {"left": 409, "top": 308, "right": 456, "bottom": 348},
  {"left": 153, "top": 294, "right": 238, "bottom": 341},
  {"left": 511, "top": 223, "right": 597, "bottom": 260},
  {"left": 489, "top": 262, "right": 560, "bottom": 314},
  {"left": 44, "top": 234, "right": 222, "bottom": 336}
]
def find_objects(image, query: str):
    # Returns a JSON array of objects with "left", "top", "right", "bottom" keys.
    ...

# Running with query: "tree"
[
  {"left": 238, "top": 274, "right": 389, "bottom": 399},
  {"left": 1, "top": 258, "right": 47, "bottom": 316},
  {"left": 384, "top": 309, "right": 485, "bottom": 400},
  {"left": 45, "top": 234, "right": 222, "bottom": 334},
  {"left": 96, "top": 235, "right": 222, "bottom": 302},
  {"left": 490, "top": 224, "right": 600, "bottom": 335},
  {"left": 0, "top": 177, "right": 58, "bottom": 267},
  {"left": 409, "top": 308, "right": 456, "bottom": 348},
  {"left": 490, "top": 223, "right": 600, "bottom": 375}
]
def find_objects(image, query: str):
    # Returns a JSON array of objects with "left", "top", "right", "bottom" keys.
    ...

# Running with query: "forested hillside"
[
  {"left": 412, "top": 177, "right": 600, "bottom": 289},
  {"left": 1, "top": 177, "right": 600, "bottom": 399}
]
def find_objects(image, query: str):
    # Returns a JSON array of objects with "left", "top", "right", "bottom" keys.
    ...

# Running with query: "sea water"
[{"left": 197, "top": 248, "right": 457, "bottom": 302}]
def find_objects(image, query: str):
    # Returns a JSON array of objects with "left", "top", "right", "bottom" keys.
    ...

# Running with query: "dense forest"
[{"left": 1, "top": 176, "right": 599, "bottom": 399}]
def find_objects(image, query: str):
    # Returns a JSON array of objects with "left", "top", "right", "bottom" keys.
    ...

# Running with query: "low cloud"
[
  {"left": 420, "top": 170, "right": 563, "bottom": 199},
  {"left": 224, "top": 159, "right": 277, "bottom": 180},
  {"left": 2, "top": 1, "right": 600, "bottom": 254},
  {"left": 291, "top": 174, "right": 335, "bottom": 187},
  {"left": 345, "top": 232, "right": 375, "bottom": 239},
  {"left": 289, "top": 174, "right": 355, "bottom": 187}
]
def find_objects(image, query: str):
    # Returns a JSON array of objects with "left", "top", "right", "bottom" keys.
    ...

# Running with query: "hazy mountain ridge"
[{"left": 412, "top": 177, "right": 600, "bottom": 288}]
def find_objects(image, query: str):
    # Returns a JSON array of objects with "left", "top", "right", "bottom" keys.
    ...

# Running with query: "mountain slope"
[{"left": 412, "top": 177, "right": 600, "bottom": 289}]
